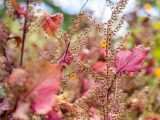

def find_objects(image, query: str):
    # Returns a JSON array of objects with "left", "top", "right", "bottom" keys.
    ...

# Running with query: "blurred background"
[
  {"left": 0, "top": 0, "right": 160, "bottom": 119},
  {"left": 1, "top": 0, "right": 159, "bottom": 68},
  {"left": 0, "top": 0, "right": 160, "bottom": 29}
]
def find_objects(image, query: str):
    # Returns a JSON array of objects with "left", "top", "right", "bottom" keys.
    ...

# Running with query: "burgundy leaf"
[
  {"left": 59, "top": 51, "right": 71, "bottom": 66},
  {"left": 115, "top": 45, "right": 150, "bottom": 74}
]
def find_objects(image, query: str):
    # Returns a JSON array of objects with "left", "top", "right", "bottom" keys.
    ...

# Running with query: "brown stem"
[
  {"left": 105, "top": 24, "right": 111, "bottom": 120},
  {"left": 20, "top": 0, "right": 30, "bottom": 67}
]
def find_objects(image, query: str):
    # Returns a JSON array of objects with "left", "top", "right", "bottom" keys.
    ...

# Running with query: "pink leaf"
[
  {"left": 26, "top": 63, "right": 62, "bottom": 114},
  {"left": 7, "top": 62, "right": 62, "bottom": 115},
  {"left": 115, "top": 45, "right": 150, "bottom": 73}
]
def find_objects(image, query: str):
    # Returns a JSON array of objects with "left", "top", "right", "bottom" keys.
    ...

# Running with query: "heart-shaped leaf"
[{"left": 115, "top": 45, "right": 150, "bottom": 74}]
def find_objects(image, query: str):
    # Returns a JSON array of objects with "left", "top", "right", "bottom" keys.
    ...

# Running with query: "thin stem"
[
  {"left": 20, "top": 0, "right": 30, "bottom": 67},
  {"left": 53, "top": 35, "right": 61, "bottom": 41},
  {"left": 2, "top": 47, "right": 12, "bottom": 73},
  {"left": 110, "top": 75, "right": 118, "bottom": 120},
  {"left": 79, "top": 0, "right": 89, "bottom": 13},
  {"left": 105, "top": 15, "right": 113, "bottom": 120},
  {"left": 63, "top": 41, "right": 70, "bottom": 61},
  {"left": 106, "top": 74, "right": 117, "bottom": 119}
]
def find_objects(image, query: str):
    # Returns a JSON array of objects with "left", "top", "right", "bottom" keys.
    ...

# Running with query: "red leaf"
[
  {"left": 115, "top": 45, "right": 150, "bottom": 74},
  {"left": 42, "top": 13, "right": 63, "bottom": 35}
]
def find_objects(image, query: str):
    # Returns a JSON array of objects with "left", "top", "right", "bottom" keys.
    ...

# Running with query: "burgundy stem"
[
  {"left": 2, "top": 47, "right": 12, "bottom": 73},
  {"left": 20, "top": 0, "right": 30, "bottom": 67},
  {"left": 63, "top": 41, "right": 70, "bottom": 60},
  {"left": 60, "top": 41, "right": 71, "bottom": 73}
]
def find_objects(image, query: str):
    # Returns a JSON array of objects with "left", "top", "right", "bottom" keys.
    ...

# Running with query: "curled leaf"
[
  {"left": 8, "top": 36, "right": 22, "bottom": 47},
  {"left": 115, "top": 45, "right": 150, "bottom": 74}
]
